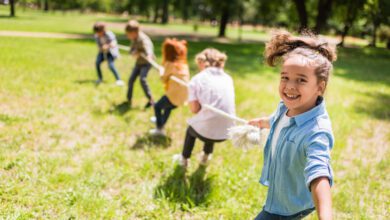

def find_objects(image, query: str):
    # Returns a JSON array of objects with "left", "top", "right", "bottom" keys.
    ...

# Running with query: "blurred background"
[{"left": 1, "top": 0, "right": 390, "bottom": 48}]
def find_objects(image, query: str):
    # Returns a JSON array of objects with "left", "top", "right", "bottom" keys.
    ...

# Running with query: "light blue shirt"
[{"left": 260, "top": 97, "right": 334, "bottom": 215}]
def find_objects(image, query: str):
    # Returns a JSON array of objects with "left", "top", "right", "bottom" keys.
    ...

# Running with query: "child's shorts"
[{"left": 254, "top": 207, "right": 315, "bottom": 220}]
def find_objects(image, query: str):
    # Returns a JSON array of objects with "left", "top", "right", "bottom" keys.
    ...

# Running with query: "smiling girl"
[{"left": 249, "top": 31, "right": 337, "bottom": 220}]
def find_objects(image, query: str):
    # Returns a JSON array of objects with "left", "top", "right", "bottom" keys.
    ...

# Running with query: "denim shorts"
[{"left": 254, "top": 207, "right": 315, "bottom": 220}]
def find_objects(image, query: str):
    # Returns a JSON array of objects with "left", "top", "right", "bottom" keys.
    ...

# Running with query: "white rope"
[
  {"left": 118, "top": 44, "right": 130, "bottom": 51},
  {"left": 119, "top": 44, "right": 262, "bottom": 148}
]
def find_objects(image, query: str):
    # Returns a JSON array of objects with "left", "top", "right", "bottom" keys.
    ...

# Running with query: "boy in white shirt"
[{"left": 175, "top": 48, "right": 236, "bottom": 168}]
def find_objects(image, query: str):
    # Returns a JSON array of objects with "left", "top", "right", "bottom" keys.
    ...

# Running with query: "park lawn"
[{"left": 0, "top": 24, "right": 389, "bottom": 219}]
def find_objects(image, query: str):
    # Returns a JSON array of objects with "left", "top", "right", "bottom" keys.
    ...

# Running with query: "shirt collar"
[{"left": 277, "top": 97, "right": 326, "bottom": 127}]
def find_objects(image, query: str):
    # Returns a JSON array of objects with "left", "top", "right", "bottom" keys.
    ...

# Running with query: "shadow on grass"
[
  {"left": 154, "top": 165, "right": 213, "bottom": 209},
  {"left": 74, "top": 79, "right": 96, "bottom": 85},
  {"left": 131, "top": 133, "right": 172, "bottom": 149},
  {"left": 354, "top": 91, "right": 390, "bottom": 120},
  {"left": 335, "top": 47, "right": 390, "bottom": 85},
  {"left": 109, "top": 101, "right": 132, "bottom": 115}
]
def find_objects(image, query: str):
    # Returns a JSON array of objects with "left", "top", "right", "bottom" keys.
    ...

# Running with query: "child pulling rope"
[{"left": 119, "top": 44, "right": 261, "bottom": 149}]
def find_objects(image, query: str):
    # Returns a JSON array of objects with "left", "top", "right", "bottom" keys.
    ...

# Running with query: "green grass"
[{"left": 1, "top": 9, "right": 390, "bottom": 219}]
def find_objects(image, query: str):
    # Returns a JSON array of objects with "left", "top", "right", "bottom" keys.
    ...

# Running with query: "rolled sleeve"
[
  {"left": 304, "top": 132, "right": 334, "bottom": 190},
  {"left": 143, "top": 38, "right": 154, "bottom": 57},
  {"left": 106, "top": 31, "right": 116, "bottom": 43}
]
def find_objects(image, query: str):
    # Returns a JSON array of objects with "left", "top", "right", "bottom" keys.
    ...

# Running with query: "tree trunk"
[
  {"left": 44, "top": 0, "right": 49, "bottom": 11},
  {"left": 370, "top": 22, "right": 379, "bottom": 47},
  {"left": 218, "top": 5, "right": 230, "bottom": 38},
  {"left": 182, "top": 0, "right": 191, "bottom": 23},
  {"left": 10, "top": 0, "right": 15, "bottom": 17},
  {"left": 153, "top": 2, "right": 160, "bottom": 23},
  {"left": 161, "top": 0, "right": 169, "bottom": 24},
  {"left": 292, "top": 0, "right": 308, "bottom": 32},
  {"left": 338, "top": 2, "right": 354, "bottom": 47},
  {"left": 314, "top": 0, "right": 333, "bottom": 33},
  {"left": 338, "top": 24, "right": 351, "bottom": 47},
  {"left": 36, "top": 0, "right": 41, "bottom": 9}
]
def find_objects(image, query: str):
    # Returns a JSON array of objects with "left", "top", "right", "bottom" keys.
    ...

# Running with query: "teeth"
[{"left": 286, "top": 94, "right": 298, "bottom": 98}]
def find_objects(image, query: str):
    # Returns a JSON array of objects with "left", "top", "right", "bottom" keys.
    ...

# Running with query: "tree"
[
  {"left": 161, "top": 0, "right": 169, "bottom": 24},
  {"left": 44, "top": 0, "right": 48, "bottom": 11},
  {"left": 181, "top": 0, "right": 191, "bottom": 22},
  {"left": 336, "top": 0, "right": 366, "bottom": 47},
  {"left": 10, "top": 0, "right": 15, "bottom": 16},
  {"left": 365, "top": 0, "right": 390, "bottom": 47},
  {"left": 218, "top": 3, "right": 230, "bottom": 37},
  {"left": 314, "top": 0, "right": 333, "bottom": 33},
  {"left": 292, "top": 0, "right": 308, "bottom": 32}
]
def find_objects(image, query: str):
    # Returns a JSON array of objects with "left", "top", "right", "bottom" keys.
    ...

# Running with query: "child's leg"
[
  {"left": 127, "top": 65, "right": 141, "bottom": 102},
  {"left": 107, "top": 53, "right": 121, "bottom": 80},
  {"left": 95, "top": 53, "right": 104, "bottom": 80},
  {"left": 182, "top": 126, "right": 197, "bottom": 159},
  {"left": 138, "top": 64, "right": 153, "bottom": 102},
  {"left": 154, "top": 96, "right": 177, "bottom": 129},
  {"left": 202, "top": 141, "right": 215, "bottom": 155},
  {"left": 160, "top": 97, "right": 176, "bottom": 127},
  {"left": 154, "top": 96, "right": 165, "bottom": 128}
]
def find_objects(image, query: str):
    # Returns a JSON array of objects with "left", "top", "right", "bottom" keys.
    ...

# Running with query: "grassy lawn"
[{"left": 1, "top": 9, "right": 389, "bottom": 219}]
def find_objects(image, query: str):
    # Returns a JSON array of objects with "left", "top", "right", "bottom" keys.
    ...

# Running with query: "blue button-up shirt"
[{"left": 260, "top": 98, "right": 334, "bottom": 215}]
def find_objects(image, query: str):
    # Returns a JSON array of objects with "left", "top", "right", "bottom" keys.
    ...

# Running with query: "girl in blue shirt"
[{"left": 249, "top": 31, "right": 337, "bottom": 220}]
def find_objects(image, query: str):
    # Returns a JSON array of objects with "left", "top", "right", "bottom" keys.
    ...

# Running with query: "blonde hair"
[
  {"left": 125, "top": 20, "right": 140, "bottom": 33},
  {"left": 265, "top": 30, "right": 337, "bottom": 89},
  {"left": 195, "top": 48, "right": 227, "bottom": 68}
]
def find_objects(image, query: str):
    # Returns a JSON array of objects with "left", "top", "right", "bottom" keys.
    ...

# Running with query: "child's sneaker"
[
  {"left": 199, "top": 152, "right": 212, "bottom": 166},
  {"left": 149, "top": 128, "right": 165, "bottom": 136},
  {"left": 95, "top": 79, "right": 103, "bottom": 85},
  {"left": 150, "top": 116, "right": 157, "bottom": 123},
  {"left": 173, "top": 154, "right": 188, "bottom": 168},
  {"left": 115, "top": 80, "right": 125, "bottom": 86}
]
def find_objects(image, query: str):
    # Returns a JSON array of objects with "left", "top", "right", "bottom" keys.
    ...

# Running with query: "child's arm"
[
  {"left": 305, "top": 132, "right": 334, "bottom": 220},
  {"left": 248, "top": 117, "right": 271, "bottom": 129},
  {"left": 160, "top": 63, "right": 172, "bottom": 81},
  {"left": 142, "top": 36, "right": 154, "bottom": 60},
  {"left": 311, "top": 177, "right": 332, "bottom": 220},
  {"left": 103, "top": 31, "right": 118, "bottom": 51}
]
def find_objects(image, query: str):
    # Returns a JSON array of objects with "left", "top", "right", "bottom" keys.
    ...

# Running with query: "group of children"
[{"left": 93, "top": 21, "right": 337, "bottom": 219}]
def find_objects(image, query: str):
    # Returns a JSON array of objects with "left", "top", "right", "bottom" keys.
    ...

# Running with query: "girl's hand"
[
  {"left": 248, "top": 117, "right": 270, "bottom": 129},
  {"left": 102, "top": 44, "right": 109, "bottom": 52}
]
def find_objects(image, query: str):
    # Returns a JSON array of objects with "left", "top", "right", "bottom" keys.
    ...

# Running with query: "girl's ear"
[{"left": 318, "top": 80, "right": 326, "bottom": 95}]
